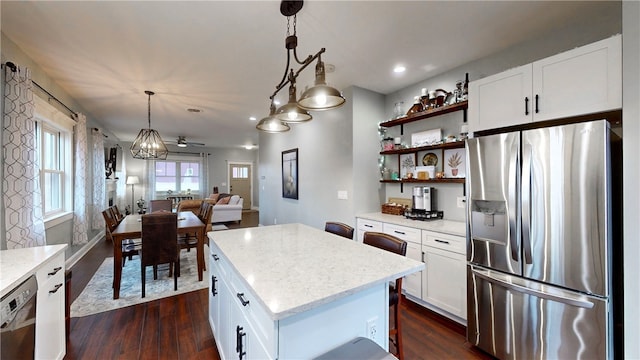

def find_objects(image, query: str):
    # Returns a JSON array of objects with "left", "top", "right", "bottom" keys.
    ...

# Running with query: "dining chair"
[
  {"left": 363, "top": 231, "right": 407, "bottom": 360},
  {"left": 111, "top": 205, "right": 124, "bottom": 221},
  {"left": 140, "top": 212, "right": 179, "bottom": 298},
  {"left": 324, "top": 221, "right": 355, "bottom": 240},
  {"left": 178, "top": 202, "right": 212, "bottom": 252},
  {"left": 102, "top": 209, "right": 140, "bottom": 267},
  {"left": 148, "top": 199, "right": 172, "bottom": 213}
]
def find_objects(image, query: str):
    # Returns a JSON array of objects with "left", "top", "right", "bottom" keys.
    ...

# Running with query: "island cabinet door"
[
  {"left": 229, "top": 291, "right": 273, "bottom": 360},
  {"left": 35, "top": 253, "right": 66, "bottom": 360}
]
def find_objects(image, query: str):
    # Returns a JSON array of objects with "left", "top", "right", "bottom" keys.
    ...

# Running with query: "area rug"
[{"left": 71, "top": 245, "right": 209, "bottom": 318}]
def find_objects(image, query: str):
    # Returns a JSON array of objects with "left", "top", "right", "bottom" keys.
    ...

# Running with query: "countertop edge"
[{"left": 1, "top": 244, "right": 68, "bottom": 298}]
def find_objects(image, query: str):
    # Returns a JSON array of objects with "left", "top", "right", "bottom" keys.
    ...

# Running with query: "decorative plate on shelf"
[{"left": 422, "top": 152, "right": 438, "bottom": 166}]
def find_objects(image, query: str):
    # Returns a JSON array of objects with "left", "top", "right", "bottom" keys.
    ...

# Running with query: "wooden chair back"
[
  {"left": 148, "top": 199, "right": 172, "bottom": 213},
  {"left": 140, "top": 212, "right": 179, "bottom": 297},
  {"left": 324, "top": 222, "right": 355, "bottom": 240}
]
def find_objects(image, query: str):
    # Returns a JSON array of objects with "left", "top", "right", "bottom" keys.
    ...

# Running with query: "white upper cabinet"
[{"left": 469, "top": 35, "right": 621, "bottom": 133}]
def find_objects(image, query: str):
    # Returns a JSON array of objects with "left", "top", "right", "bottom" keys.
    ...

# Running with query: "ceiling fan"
[{"left": 170, "top": 136, "right": 205, "bottom": 148}]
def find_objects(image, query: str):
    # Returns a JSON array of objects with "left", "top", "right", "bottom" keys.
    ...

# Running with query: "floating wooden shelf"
[
  {"left": 380, "top": 140, "right": 465, "bottom": 155},
  {"left": 380, "top": 178, "right": 465, "bottom": 184},
  {"left": 380, "top": 101, "right": 468, "bottom": 128}
]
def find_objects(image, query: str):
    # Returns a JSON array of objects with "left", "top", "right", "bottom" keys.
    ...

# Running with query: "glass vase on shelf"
[{"left": 393, "top": 101, "right": 405, "bottom": 119}]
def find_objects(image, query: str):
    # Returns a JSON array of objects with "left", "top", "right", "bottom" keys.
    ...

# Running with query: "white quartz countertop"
[
  {"left": 209, "top": 223, "right": 424, "bottom": 320},
  {"left": 1, "top": 244, "right": 67, "bottom": 298},
  {"left": 357, "top": 212, "right": 467, "bottom": 237}
]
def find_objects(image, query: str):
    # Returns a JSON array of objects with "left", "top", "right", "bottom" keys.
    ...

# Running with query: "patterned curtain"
[
  {"left": 92, "top": 128, "right": 106, "bottom": 229},
  {"left": 2, "top": 64, "right": 46, "bottom": 248},
  {"left": 72, "top": 114, "right": 89, "bottom": 244}
]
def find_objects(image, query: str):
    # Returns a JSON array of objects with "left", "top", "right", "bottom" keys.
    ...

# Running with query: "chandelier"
[
  {"left": 256, "top": 0, "right": 345, "bottom": 133},
  {"left": 130, "top": 90, "right": 169, "bottom": 160}
]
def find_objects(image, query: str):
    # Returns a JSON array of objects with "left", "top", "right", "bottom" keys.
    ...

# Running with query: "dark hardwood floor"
[{"left": 65, "top": 210, "right": 493, "bottom": 359}]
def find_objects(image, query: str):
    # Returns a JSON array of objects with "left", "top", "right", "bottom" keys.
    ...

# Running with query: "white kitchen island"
[{"left": 208, "top": 223, "right": 424, "bottom": 359}]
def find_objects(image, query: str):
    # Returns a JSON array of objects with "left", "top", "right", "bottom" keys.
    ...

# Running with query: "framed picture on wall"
[
  {"left": 444, "top": 148, "right": 466, "bottom": 178},
  {"left": 399, "top": 153, "right": 416, "bottom": 179},
  {"left": 282, "top": 148, "right": 298, "bottom": 199}
]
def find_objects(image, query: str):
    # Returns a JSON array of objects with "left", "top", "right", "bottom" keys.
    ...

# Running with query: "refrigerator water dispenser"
[{"left": 470, "top": 200, "right": 507, "bottom": 243}]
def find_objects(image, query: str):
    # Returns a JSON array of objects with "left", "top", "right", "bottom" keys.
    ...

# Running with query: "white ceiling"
[{"left": 1, "top": 1, "right": 618, "bottom": 149}]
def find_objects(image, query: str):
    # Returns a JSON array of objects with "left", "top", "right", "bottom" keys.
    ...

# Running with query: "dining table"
[{"left": 109, "top": 211, "right": 206, "bottom": 299}]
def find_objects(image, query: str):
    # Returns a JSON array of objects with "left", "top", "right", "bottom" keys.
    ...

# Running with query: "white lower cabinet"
[
  {"left": 382, "top": 223, "right": 422, "bottom": 299},
  {"left": 35, "top": 252, "right": 66, "bottom": 360},
  {"left": 358, "top": 216, "right": 468, "bottom": 323},
  {"left": 356, "top": 218, "right": 382, "bottom": 243}
]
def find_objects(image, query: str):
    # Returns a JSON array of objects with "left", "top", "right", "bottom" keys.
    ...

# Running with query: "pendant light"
[
  {"left": 257, "top": 0, "right": 345, "bottom": 132},
  {"left": 256, "top": 102, "right": 290, "bottom": 133},
  {"left": 130, "top": 91, "right": 169, "bottom": 160}
]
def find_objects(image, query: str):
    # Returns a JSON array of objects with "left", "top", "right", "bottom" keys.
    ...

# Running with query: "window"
[
  {"left": 155, "top": 160, "right": 201, "bottom": 196},
  {"left": 34, "top": 97, "right": 74, "bottom": 220},
  {"left": 232, "top": 165, "right": 249, "bottom": 179}
]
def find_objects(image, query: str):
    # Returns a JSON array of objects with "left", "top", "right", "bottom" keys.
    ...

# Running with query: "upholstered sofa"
[{"left": 176, "top": 193, "right": 243, "bottom": 224}]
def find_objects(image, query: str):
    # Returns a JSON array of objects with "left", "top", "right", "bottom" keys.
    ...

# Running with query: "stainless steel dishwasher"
[{"left": 1, "top": 275, "right": 38, "bottom": 360}]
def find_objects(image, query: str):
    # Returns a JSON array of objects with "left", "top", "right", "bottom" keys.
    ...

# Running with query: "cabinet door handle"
[
  {"left": 212, "top": 254, "right": 219, "bottom": 261},
  {"left": 394, "top": 230, "right": 406, "bottom": 235},
  {"left": 236, "top": 293, "right": 250, "bottom": 306},
  {"left": 524, "top": 97, "right": 529, "bottom": 115},
  {"left": 211, "top": 276, "right": 218, "bottom": 296},
  {"left": 49, "top": 283, "right": 63, "bottom": 294},
  {"left": 364, "top": 224, "right": 373, "bottom": 228},
  {"left": 421, "top": 251, "right": 425, "bottom": 263},
  {"left": 535, "top": 94, "right": 539, "bottom": 113},
  {"left": 48, "top": 266, "right": 62, "bottom": 276},
  {"left": 434, "top": 239, "right": 450, "bottom": 245},
  {"left": 236, "top": 325, "right": 246, "bottom": 359}
]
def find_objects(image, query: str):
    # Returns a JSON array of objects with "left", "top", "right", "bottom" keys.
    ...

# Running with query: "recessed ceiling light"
[
  {"left": 187, "top": 108, "right": 202, "bottom": 113},
  {"left": 393, "top": 65, "right": 406, "bottom": 73},
  {"left": 249, "top": 116, "right": 257, "bottom": 121},
  {"left": 244, "top": 145, "right": 254, "bottom": 150},
  {"left": 273, "top": 100, "right": 281, "bottom": 106}
]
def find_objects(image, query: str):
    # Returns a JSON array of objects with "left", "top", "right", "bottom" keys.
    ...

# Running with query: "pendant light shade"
[
  {"left": 256, "top": 103, "right": 290, "bottom": 133},
  {"left": 275, "top": 84, "right": 312, "bottom": 123},
  {"left": 298, "top": 60, "right": 345, "bottom": 111},
  {"left": 130, "top": 91, "right": 169, "bottom": 160}
]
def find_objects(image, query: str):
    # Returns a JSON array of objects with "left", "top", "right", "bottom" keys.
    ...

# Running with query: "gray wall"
[{"left": 1, "top": 34, "right": 104, "bottom": 258}]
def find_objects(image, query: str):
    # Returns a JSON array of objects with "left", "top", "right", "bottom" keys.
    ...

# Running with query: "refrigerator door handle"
[
  {"left": 471, "top": 267, "right": 595, "bottom": 309},
  {"left": 508, "top": 142, "right": 519, "bottom": 261},
  {"left": 521, "top": 143, "right": 533, "bottom": 264}
]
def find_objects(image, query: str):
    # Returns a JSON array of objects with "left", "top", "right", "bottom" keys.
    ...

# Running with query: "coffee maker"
[
  {"left": 412, "top": 186, "right": 435, "bottom": 211},
  {"left": 408, "top": 186, "right": 442, "bottom": 220}
]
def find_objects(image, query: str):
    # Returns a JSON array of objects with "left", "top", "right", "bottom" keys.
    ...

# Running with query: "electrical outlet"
[
  {"left": 366, "top": 317, "right": 378, "bottom": 341},
  {"left": 457, "top": 196, "right": 466, "bottom": 208}
]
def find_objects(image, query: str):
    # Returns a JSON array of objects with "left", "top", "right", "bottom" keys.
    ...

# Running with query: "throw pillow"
[
  {"left": 209, "top": 193, "right": 220, "bottom": 203},
  {"left": 229, "top": 195, "right": 240, "bottom": 205},
  {"left": 216, "top": 197, "right": 231, "bottom": 205}
]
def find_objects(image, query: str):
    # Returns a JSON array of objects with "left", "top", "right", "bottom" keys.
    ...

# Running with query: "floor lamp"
[{"left": 126, "top": 176, "right": 139, "bottom": 214}]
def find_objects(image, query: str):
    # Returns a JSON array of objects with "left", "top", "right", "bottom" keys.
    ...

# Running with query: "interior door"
[{"left": 229, "top": 163, "right": 251, "bottom": 210}]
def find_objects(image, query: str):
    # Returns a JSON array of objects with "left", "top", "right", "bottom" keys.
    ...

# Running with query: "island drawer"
[{"left": 422, "top": 231, "right": 465, "bottom": 255}]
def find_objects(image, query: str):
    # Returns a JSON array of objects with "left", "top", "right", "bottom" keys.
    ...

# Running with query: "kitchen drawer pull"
[
  {"left": 48, "top": 266, "right": 62, "bottom": 276},
  {"left": 364, "top": 224, "right": 373, "bottom": 228},
  {"left": 211, "top": 276, "right": 218, "bottom": 296},
  {"left": 394, "top": 230, "right": 406, "bottom": 235},
  {"left": 236, "top": 325, "right": 246, "bottom": 359},
  {"left": 49, "top": 283, "right": 63, "bottom": 294},
  {"left": 434, "top": 239, "right": 450, "bottom": 245},
  {"left": 236, "top": 293, "right": 250, "bottom": 306},
  {"left": 212, "top": 254, "right": 219, "bottom": 261}
]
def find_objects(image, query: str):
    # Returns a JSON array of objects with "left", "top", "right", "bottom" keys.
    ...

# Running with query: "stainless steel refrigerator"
[{"left": 466, "top": 119, "right": 623, "bottom": 359}]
